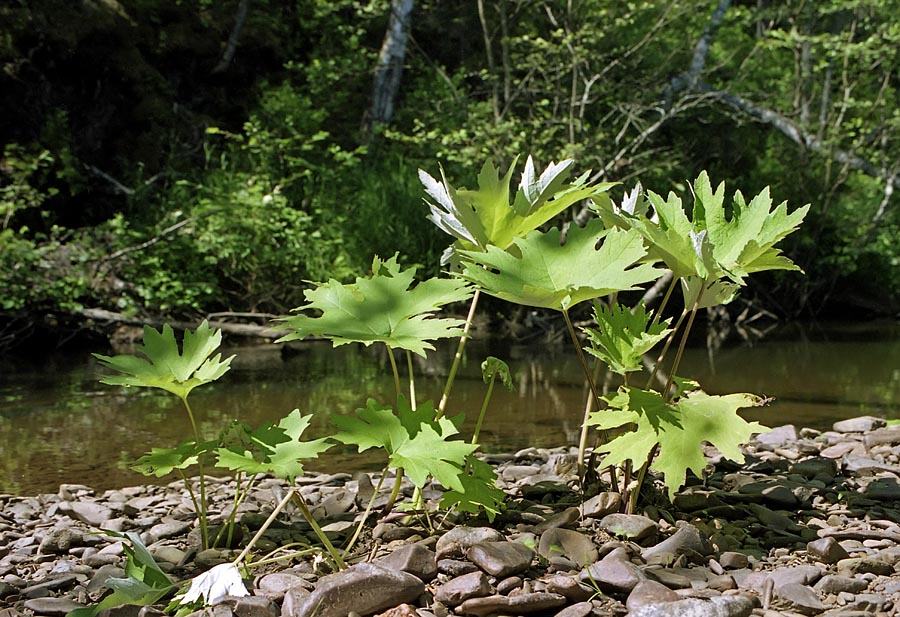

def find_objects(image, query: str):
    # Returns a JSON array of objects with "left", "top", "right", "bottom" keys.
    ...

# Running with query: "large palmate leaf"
[
  {"left": 588, "top": 386, "right": 766, "bottom": 498},
  {"left": 94, "top": 321, "right": 234, "bottom": 400},
  {"left": 420, "top": 156, "right": 616, "bottom": 255},
  {"left": 584, "top": 303, "right": 672, "bottom": 375},
  {"left": 215, "top": 409, "right": 332, "bottom": 482},
  {"left": 332, "top": 397, "right": 477, "bottom": 492},
  {"left": 459, "top": 220, "right": 661, "bottom": 311},
  {"left": 691, "top": 171, "right": 809, "bottom": 282},
  {"left": 594, "top": 172, "right": 808, "bottom": 289},
  {"left": 276, "top": 254, "right": 472, "bottom": 357},
  {"left": 131, "top": 440, "right": 207, "bottom": 478}
]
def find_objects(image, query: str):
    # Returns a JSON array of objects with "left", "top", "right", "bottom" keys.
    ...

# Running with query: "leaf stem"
[
  {"left": 645, "top": 309, "right": 688, "bottom": 390},
  {"left": 472, "top": 374, "right": 495, "bottom": 445},
  {"left": 386, "top": 345, "right": 402, "bottom": 404},
  {"left": 405, "top": 350, "right": 417, "bottom": 409},
  {"left": 649, "top": 272, "right": 678, "bottom": 329},
  {"left": 344, "top": 469, "right": 388, "bottom": 557},
  {"left": 180, "top": 395, "right": 208, "bottom": 550},
  {"left": 437, "top": 289, "right": 481, "bottom": 419},
  {"left": 289, "top": 491, "right": 347, "bottom": 570},
  {"left": 562, "top": 308, "right": 603, "bottom": 480},
  {"left": 663, "top": 282, "right": 705, "bottom": 400},
  {"left": 233, "top": 485, "right": 295, "bottom": 566},
  {"left": 383, "top": 469, "right": 404, "bottom": 515}
]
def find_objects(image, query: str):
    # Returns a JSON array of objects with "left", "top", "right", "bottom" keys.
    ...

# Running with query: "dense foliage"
[{"left": 2, "top": 0, "right": 898, "bottom": 348}]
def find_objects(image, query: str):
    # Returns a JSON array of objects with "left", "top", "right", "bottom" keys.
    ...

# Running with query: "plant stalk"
[
  {"left": 663, "top": 282, "right": 705, "bottom": 400},
  {"left": 181, "top": 396, "right": 208, "bottom": 550},
  {"left": 344, "top": 469, "right": 388, "bottom": 557},
  {"left": 562, "top": 308, "right": 604, "bottom": 480},
  {"left": 386, "top": 345, "right": 402, "bottom": 403},
  {"left": 471, "top": 374, "right": 495, "bottom": 445},
  {"left": 437, "top": 289, "right": 481, "bottom": 419},
  {"left": 645, "top": 309, "right": 688, "bottom": 390},
  {"left": 405, "top": 350, "right": 417, "bottom": 409},
  {"left": 290, "top": 491, "right": 347, "bottom": 570}
]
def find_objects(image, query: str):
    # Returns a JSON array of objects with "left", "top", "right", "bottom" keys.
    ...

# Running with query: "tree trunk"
[{"left": 369, "top": 0, "right": 415, "bottom": 129}]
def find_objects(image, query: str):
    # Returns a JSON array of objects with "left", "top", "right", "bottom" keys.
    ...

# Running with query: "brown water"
[{"left": 1, "top": 321, "right": 898, "bottom": 495}]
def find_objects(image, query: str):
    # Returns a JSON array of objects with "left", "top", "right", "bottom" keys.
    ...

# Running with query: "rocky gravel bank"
[{"left": 2, "top": 415, "right": 900, "bottom": 617}]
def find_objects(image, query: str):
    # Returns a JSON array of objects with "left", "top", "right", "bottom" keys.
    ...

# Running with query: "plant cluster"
[{"left": 88, "top": 156, "right": 807, "bottom": 614}]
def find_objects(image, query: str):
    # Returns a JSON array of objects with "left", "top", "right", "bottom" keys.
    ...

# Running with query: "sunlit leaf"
[
  {"left": 93, "top": 321, "right": 233, "bottom": 400},
  {"left": 589, "top": 386, "right": 766, "bottom": 498},
  {"left": 440, "top": 456, "right": 506, "bottom": 522},
  {"left": 460, "top": 220, "right": 661, "bottom": 311},
  {"left": 215, "top": 410, "right": 331, "bottom": 482},
  {"left": 420, "top": 156, "right": 616, "bottom": 257},
  {"left": 332, "top": 397, "right": 476, "bottom": 492},
  {"left": 276, "top": 254, "right": 472, "bottom": 357}
]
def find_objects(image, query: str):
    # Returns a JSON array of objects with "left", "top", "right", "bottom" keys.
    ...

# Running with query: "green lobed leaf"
[
  {"left": 131, "top": 441, "right": 206, "bottom": 478},
  {"left": 276, "top": 254, "right": 472, "bottom": 357},
  {"left": 460, "top": 220, "right": 662, "bottom": 311},
  {"left": 584, "top": 303, "right": 673, "bottom": 375},
  {"left": 589, "top": 386, "right": 767, "bottom": 498},
  {"left": 332, "top": 396, "right": 476, "bottom": 491},
  {"left": 93, "top": 321, "right": 234, "bottom": 400},
  {"left": 440, "top": 456, "right": 506, "bottom": 521},
  {"left": 215, "top": 409, "right": 331, "bottom": 482},
  {"left": 420, "top": 156, "right": 616, "bottom": 256}
]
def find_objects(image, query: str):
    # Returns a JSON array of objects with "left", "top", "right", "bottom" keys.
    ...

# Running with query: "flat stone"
[
  {"left": 718, "top": 552, "right": 750, "bottom": 570},
  {"left": 467, "top": 541, "right": 534, "bottom": 577},
  {"left": 807, "top": 537, "right": 850, "bottom": 564},
  {"left": 534, "top": 507, "right": 580, "bottom": 532},
  {"left": 790, "top": 457, "right": 837, "bottom": 480},
  {"left": 755, "top": 425, "right": 798, "bottom": 449},
  {"left": 813, "top": 574, "right": 868, "bottom": 595},
  {"left": 255, "top": 571, "right": 307, "bottom": 601},
  {"left": 219, "top": 595, "right": 278, "bottom": 617},
  {"left": 642, "top": 524, "right": 711, "bottom": 562},
  {"left": 65, "top": 501, "right": 114, "bottom": 527},
  {"left": 772, "top": 583, "right": 825, "bottom": 616},
  {"left": 836, "top": 557, "right": 895, "bottom": 576},
  {"left": 287, "top": 562, "right": 424, "bottom": 617},
  {"left": 457, "top": 592, "right": 566, "bottom": 616},
  {"left": 542, "top": 574, "right": 594, "bottom": 602},
  {"left": 833, "top": 416, "right": 886, "bottom": 433},
  {"left": 578, "top": 547, "right": 644, "bottom": 594},
  {"left": 598, "top": 514, "right": 658, "bottom": 543},
  {"left": 433, "top": 571, "right": 491, "bottom": 607},
  {"left": 627, "top": 595, "right": 753, "bottom": 617},
  {"left": 843, "top": 456, "right": 900, "bottom": 476},
  {"left": 552, "top": 601, "right": 592, "bottom": 617},
  {"left": 581, "top": 492, "right": 621, "bottom": 518},
  {"left": 626, "top": 580, "right": 680, "bottom": 611},
  {"left": 377, "top": 544, "right": 437, "bottom": 582},
  {"left": 538, "top": 528, "right": 598, "bottom": 566},
  {"left": 435, "top": 526, "right": 502, "bottom": 559},
  {"left": 864, "top": 427, "right": 900, "bottom": 447},
  {"left": 820, "top": 442, "right": 862, "bottom": 459},
  {"left": 863, "top": 476, "right": 900, "bottom": 500},
  {"left": 23, "top": 597, "right": 86, "bottom": 615}
]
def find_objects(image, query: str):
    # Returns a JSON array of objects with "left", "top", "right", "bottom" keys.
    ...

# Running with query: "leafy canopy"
[
  {"left": 588, "top": 385, "right": 766, "bottom": 498},
  {"left": 276, "top": 254, "right": 472, "bottom": 356},
  {"left": 332, "top": 397, "right": 477, "bottom": 492},
  {"left": 420, "top": 155, "right": 616, "bottom": 256},
  {"left": 584, "top": 303, "right": 672, "bottom": 375},
  {"left": 94, "top": 321, "right": 234, "bottom": 399},
  {"left": 460, "top": 220, "right": 661, "bottom": 311}
]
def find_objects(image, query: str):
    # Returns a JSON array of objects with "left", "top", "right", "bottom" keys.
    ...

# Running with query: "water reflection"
[{"left": 0, "top": 322, "right": 898, "bottom": 495}]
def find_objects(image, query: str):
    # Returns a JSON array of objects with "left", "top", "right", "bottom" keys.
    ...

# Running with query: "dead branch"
[{"left": 212, "top": 0, "right": 250, "bottom": 74}]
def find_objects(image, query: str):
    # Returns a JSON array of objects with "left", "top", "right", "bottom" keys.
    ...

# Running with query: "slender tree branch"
[{"left": 212, "top": 0, "right": 250, "bottom": 74}]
